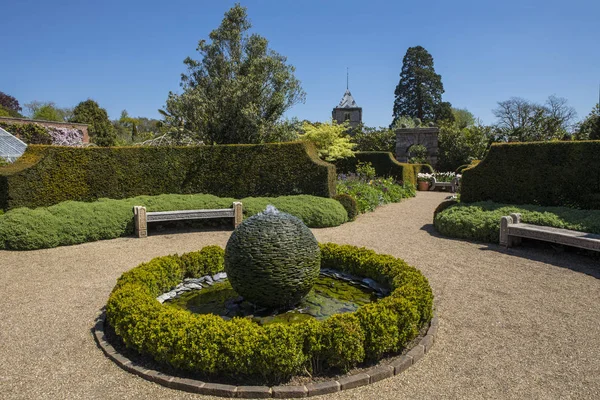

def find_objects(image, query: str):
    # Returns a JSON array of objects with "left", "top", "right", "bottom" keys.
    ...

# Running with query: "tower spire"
[{"left": 346, "top": 67, "right": 349, "bottom": 90}]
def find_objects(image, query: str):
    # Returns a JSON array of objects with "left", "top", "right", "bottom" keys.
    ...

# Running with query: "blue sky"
[{"left": 2, "top": 0, "right": 599, "bottom": 127}]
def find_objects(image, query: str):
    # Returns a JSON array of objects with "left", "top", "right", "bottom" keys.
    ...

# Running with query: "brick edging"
[{"left": 93, "top": 312, "right": 439, "bottom": 398}]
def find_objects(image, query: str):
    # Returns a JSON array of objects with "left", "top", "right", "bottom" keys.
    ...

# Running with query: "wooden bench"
[
  {"left": 133, "top": 202, "right": 243, "bottom": 238},
  {"left": 429, "top": 176, "right": 460, "bottom": 192},
  {"left": 499, "top": 213, "right": 600, "bottom": 252}
]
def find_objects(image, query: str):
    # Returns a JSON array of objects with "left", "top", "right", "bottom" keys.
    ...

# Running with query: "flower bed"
[{"left": 105, "top": 243, "right": 433, "bottom": 384}]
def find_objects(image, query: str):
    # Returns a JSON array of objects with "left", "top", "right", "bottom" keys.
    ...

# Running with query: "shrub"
[
  {"left": 299, "top": 121, "right": 355, "bottom": 161},
  {"left": 461, "top": 141, "right": 600, "bottom": 209},
  {"left": 333, "top": 194, "right": 358, "bottom": 221},
  {"left": 335, "top": 151, "right": 432, "bottom": 186},
  {"left": 336, "top": 174, "right": 414, "bottom": 214},
  {"left": 0, "top": 142, "right": 335, "bottom": 210},
  {"left": 434, "top": 201, "right": 600, "bottom": 243},
  {"left": 106, "top": 243, "right": 433, "bottom": 383},
  {"left": 0, "top": 193, "right": 347, "bottom": 251}
]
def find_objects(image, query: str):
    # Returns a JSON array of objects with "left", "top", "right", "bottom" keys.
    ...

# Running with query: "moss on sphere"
[{"left": 224, "top": 205, "right": 321, "bottom": 308}]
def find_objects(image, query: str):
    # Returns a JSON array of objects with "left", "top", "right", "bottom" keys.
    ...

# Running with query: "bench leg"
[
  {"left": 233, "top": 202, "right": 243, "bottom": 228},
  {"left": 500, "top": 216, "right": 511, "bottom": 247},
  {"left": 133, "top": 206, "right": 147, "bottom": 238}
]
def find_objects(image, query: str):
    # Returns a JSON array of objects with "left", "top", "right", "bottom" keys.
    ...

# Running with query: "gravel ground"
[{"left": 1, "top": 191, "right": 599, "bottom": 400}]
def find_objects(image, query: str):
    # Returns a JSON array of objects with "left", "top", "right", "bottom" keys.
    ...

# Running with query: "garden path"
[{"left": 1, "top": 191, "right": 599, "bottom": 399}]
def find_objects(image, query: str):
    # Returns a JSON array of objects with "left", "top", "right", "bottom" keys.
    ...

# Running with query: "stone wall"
[
  {"left": 0, "top": 117, "right": 89, "bottom": 143},
  {"left": 395, "top": 127, "right": 439, "bottom": 166}
]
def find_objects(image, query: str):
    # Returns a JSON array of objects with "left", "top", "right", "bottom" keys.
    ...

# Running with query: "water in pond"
[{"left": 167, "top": 274, "right": 378, "bottom": 325}]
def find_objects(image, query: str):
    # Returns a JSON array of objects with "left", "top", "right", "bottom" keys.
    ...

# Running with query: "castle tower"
[{"left": 332, "top": 71, "right": 362, "bottom": 128}]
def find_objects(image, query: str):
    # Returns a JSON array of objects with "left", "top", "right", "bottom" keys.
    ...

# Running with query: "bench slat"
[
  {"left": 147, "top": 209, "right": 234, "bottom": 223},
  {"left": 509, "top": 223, "right": 600, "bottom": 251}
]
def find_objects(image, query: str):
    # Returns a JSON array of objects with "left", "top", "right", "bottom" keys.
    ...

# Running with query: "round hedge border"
[
  {"left": 100, "top": 243, "right": 434, "bottom": 397},
  {"left": 93, "top": 310, "right": 438, "bottom": 398}
]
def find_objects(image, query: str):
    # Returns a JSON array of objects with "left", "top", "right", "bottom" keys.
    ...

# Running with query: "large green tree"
[
  {"left": 161, "top": 4, "right": 305, "bottom": 144},
  {"left": 25, "top": 101, "right": 73, "bottom": 122},
  {"left": 70, "top": 100, "right": 116, "bottom": 146},
  {"left": 392, "top": 46, "right": 446, "bottom": 125}
]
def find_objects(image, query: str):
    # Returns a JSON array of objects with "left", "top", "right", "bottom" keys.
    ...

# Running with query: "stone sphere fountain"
[{"left": 224, "top": 205, "right": 320, "bottom": 308}]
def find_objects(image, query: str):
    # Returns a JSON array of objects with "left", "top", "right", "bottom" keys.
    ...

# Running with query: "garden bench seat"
[
  {"left": 133, "top": 202, "right": 243, "bottom": 238},
  {"left": 499, "top": 213, "right": 600, "bottom": 252},
  {"left": 429, "top": 176, "right": 459, "bottom": 192}
]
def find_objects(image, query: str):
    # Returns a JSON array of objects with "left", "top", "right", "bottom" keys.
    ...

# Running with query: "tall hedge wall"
[
  {"left": 335, "top": 152, "right": 433, "bottom": 185},
  {"left": 0, "top": 142, "right": 336, "bottom": 210},
  {"left": 461, "top": 141, "right": 600, "bottom": 209}
]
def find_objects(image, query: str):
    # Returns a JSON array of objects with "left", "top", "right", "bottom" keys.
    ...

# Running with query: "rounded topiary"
[
  {"left": 224, "top": 206, "right": 321, "bottom": 308},
  {"left": 334, "top": 194, "right": 358, "bottom": 221}
]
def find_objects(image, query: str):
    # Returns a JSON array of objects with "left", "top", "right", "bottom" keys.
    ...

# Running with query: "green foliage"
[
  {"left": 336, "top": 174, "right": 415, "bottom": 214},
  {"left": 461, "top": 141, "right": 600, "bottom": 209},
  {"left": 239, "top": 195, "right": 348, "bottom": 228},
  {"left": 0, "top": 193, "right": 346, "bottom": 250},
  {"left": 436, "top": 122, "right": 490, "bottom": 172},
  {"left": 25, "top": 101, "right": 72, "bottom": 122},
  {"left": 181, "top": 245, "right": 225, "bottom": 278},
  {"left": 0, "top": 122, "right": 52, "bottom": 144},
  {"left": 225, "top": 209, "right": 321, "bottom": 308},
  {"left": 350, "top": 124, "right": 396, "bottom": 153},
  {"left": 299, "top": 121, "right": 355, "bottom": 161},
  {"left": 408, "top": 144, "right": 428, "bottom": 164},
  {"left": 392, "top": 46, "right": 446, "bottom": 124},
  {"left": 575, "top": 104, "right": 600, "bottom": 140},
  {"left": 0, "top": 142, "right": 335, "bottom": 210},
  {"left": 106, "top": 243, "right": 432, "bottom": 382},
  {"left": 355, "top": 161, "right": 376, "bottom": 181},
  {"left": 335, "top": 151, "right": 432, "bottom": 186},
  {"left": 161, "top": 4, "right": 305, "bottom": 145},
  {"left": 434, "top": 201, "right": 600, "bottom": 243},
  {"left": 451, "top": 108, "right": 476, "bottom": 129},
  {"left": 71, "top": 99, "right": 116, "bottom": 146},
  {"left": 333, "top": 194, "right": 358, "bottom": 221}
]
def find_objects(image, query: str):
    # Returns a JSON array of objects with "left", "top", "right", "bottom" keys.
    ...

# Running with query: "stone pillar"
[
  {"left": 133, "top": 206, "right": 147, "bottom": 238},
  {"left": 233, "top": 202, "right": 243, "bottom": 228}
]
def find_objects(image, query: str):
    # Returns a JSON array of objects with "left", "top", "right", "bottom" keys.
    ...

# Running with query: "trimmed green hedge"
[
  {"left": 333, "top": 194, "right": 359, "bottom": 221},
  {"left": 106, "top": 243, "right": 433, "bottom": 383},
  {"left": 0, "top": 194, "right": 348, "bottom": 250},
  {"left": 434, "top": 201, "right": 600, "bottom": 243},
  {"left": 461, "top": 141, "right": 600, "bottom": 209},
  {"left": 335, "top": 152, "right": 433, "bottom": 186},
  {"left": 0, "top": 142, "right": 335, "bottom": 211}
]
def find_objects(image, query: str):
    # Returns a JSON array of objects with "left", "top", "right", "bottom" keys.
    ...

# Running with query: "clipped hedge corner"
[
  {"left": 106, "top": 243, "right": 433, "bottom": 383},
  {"left": 335, "top": 151, "right": 432, "bottom": 185}
]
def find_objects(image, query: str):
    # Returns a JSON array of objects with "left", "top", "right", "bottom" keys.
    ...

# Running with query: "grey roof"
[
  {"left": 0, "top": 127, "right": 27, "bottom": 163},
  {"left": 337, "top": 89, "right": 359, "bottom": 108}
]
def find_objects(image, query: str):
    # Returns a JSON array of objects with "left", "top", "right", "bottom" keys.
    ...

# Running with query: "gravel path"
[{"left": 1, "top": 192, "right": 599, "bottom": 399}]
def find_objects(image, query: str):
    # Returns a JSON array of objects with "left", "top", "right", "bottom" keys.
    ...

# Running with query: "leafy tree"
[
  {"left": 299, "top": 121, "right": 355, "bottom": 161},
  {"left": 435, "top": 101, "right": 455, "bottom": 123},
  {"left": 408, "top": 144, "right": 428, "bottom": 164},
  {"left": 70, "top": 100, "right": 116, "bottom": 146},
  {"left": 161, "top": 4, "right": 305, "bottom": 144},
  {"left": 437, "top": 122, "right": 491, "bottom": 171},
  {"left": 0, "top": 92, "right": 21, "bottom": 113},
  {"left": 575, "top": 104, "right": 600, "bottom": 140},
  {"left": 493, "top": 96, "right": 576, "bottom": 142},
  {"left": 451, "top": 108, "right": 476, "bottom": 129},
  {"left": 350, "top": 124, "right": 396, "bottom": 153},
  {"left": 392, "top": 46, "right": 446, "bottom": 125},
  {"left": 25, "top": 101, "right": 73, "bottom": 122}
]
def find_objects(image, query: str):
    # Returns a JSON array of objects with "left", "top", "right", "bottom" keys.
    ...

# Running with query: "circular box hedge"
[{"left": 106, "top": 243, "right": 433, "bottom": 383}]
